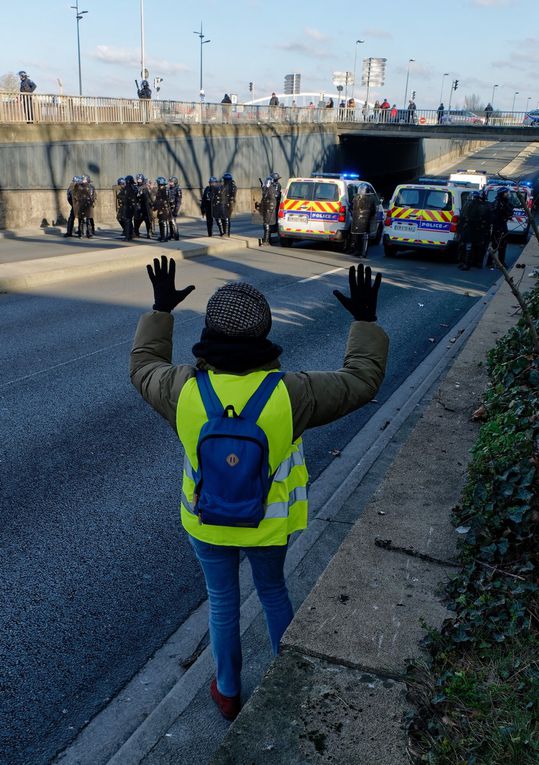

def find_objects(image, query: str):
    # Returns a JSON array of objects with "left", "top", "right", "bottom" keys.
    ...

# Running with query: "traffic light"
[
  {"left": 411, "top": 90, "right": 416, "bottom": 100},
  {"left": 249, "top": 81, "right": 253, "bottom": 92},
  {"left": 453, "top": 79, "right": 459, "bottom": 91}
]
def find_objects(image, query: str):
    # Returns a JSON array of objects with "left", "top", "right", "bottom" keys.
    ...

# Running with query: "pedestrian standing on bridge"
[
  {"left": 18, "top": 70, "right": 36, "bottom": 122},
  {"left": 484, "top": 102, "right": 493, "bottom": 125},
  {"left": 437, "top": 102, "right": 445, "bottom": 124},
  {"left": 130, "top": 256, "right": 388, "bottom": 721}
]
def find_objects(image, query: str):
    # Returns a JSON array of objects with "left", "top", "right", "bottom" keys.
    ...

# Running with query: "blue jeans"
[{"left": 189, "top": 536, "right": 293, "bottom": 697}]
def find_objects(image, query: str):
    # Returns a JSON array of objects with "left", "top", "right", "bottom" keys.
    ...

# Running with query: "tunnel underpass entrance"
[{"left": 338, "top": 133, "right": 489, "bottom": 201}]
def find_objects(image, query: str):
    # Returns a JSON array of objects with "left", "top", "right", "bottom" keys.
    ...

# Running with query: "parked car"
[
  {"left": 440, "top": 110, "right": 485, "bottom": 125},
  {"left": 523, "top": 109, "right": 539, "bottom": 126}
]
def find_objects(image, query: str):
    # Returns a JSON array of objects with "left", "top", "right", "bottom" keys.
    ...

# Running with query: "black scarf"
[{"left": 192, "top": 328, "right": 282, "bottom": 372}]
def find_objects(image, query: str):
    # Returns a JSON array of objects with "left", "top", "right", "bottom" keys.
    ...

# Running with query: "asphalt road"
[{"left": 1, "top": 142, "right": 537, "bottom": 765}]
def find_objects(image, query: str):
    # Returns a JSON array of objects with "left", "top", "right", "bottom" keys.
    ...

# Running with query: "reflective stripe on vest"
[{"left": 176, "top": 371, "right": 309, "bottom": 547}]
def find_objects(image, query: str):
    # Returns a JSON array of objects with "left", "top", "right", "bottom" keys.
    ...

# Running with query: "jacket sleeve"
[
  {"left": 283, "top": 321, "right": 389, "bottom": 441},
  {"left": 129, "top": 311, "right": 195, "bottom": 430}
]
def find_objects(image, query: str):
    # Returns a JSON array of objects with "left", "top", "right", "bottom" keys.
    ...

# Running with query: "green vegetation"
[{"left": 407, "top": 279, "right": 539, "bottom": 765}]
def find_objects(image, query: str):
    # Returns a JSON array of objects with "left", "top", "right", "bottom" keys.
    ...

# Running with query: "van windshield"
[
  {"left": 394, "top": 188, "right": 453, "bottom": 211},
  {"left": 485, "top": 188, "right": 523, "bottom": 207},
  {"left": 287, "top": 181, "right": 340, "bottom": 202}
]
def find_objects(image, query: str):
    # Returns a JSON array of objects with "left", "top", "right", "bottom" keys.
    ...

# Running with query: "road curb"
[{"left": 0, "top": 237, "right": 247, "bottom": 293}]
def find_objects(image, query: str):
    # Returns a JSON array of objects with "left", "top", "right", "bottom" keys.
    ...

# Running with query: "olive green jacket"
[{"left": 130, "top": 311, "right": 389, "bottom": 441}]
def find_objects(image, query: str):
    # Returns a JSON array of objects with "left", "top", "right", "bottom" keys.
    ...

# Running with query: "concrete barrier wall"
[{"left": 0, "top": 122, "right": 490, "bottom": 229}]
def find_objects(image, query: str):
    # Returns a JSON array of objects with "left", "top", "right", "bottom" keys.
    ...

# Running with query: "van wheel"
[
  {"left": 279, "top": 236, "right": 292, "bottom": 247},
  {"left": 373, "top": 223, "right": 383, "bottom": 245},
  {"left": 383, "top": 242, "right": 397, "bottom": 257}
]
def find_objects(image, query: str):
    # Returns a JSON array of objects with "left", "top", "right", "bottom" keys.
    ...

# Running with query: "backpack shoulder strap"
[
  {"left": 196, "top": 370, "right": 224, "bottom": 417},
  {"left": 241, "top": 372, "right": 285, "bottom": 422}
]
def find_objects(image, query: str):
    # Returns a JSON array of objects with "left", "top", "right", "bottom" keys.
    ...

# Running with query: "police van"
[
  {"left": 448, "top": 169, "right": 489, "bottom": 189},
  {"left": 383, "top": 179, "right": 476, "bottom": 258},
  {"left": 483, "top": 179, "right": 533, "bottom": 242},
  {"left": 277, "top": 173, "right": 385, "bottom": 249}
]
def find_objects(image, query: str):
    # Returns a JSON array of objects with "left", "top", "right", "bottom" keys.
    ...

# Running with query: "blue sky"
[{"left": 1, "top": 0, "right": 537, "bottom": 110}]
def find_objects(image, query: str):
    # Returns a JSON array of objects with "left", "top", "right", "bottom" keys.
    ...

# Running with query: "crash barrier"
[{"left": 0, "top": 93, "right": 536, "bottom": 128}]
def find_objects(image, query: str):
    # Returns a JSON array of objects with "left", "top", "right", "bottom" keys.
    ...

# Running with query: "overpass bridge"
[{"left": 0, "top": 92, "right": 538, "bottom": 142}]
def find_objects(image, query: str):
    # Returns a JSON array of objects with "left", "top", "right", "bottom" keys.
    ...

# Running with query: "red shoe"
[{"left": 210, "top": 677, "right": 241, "bottom": 721}]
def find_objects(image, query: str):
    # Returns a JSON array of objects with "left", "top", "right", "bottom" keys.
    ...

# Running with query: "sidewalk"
[
  {"left": 0, "top": 215, "right": 262, "bottom": 292},
  {"left": 210, "top": 237, "right": 539, "bottom": 764}
]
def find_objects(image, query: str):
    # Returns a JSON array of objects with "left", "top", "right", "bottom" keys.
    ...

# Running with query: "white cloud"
[
  {"left": 275, "top": 40, "right": 335, "bottom": 59},
  {"left": 304, "top": 27, "right": 330, "bottom": 42},
  {"left": 92, "top": 46, "right": 188, "bottom": 75},
  {"left": 363, "top": 27, "right": 393, "bottom": 39},
  {"left": 470, "top": 0, "right": 512, "bottom": 6}
]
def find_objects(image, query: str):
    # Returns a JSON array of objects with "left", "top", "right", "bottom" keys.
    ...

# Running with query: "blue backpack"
[{"left": 193, "top": 370, "right": 285, "bottom": 527}]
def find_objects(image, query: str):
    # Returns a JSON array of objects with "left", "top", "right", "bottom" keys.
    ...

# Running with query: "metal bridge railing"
[{"left": 0, "top": 93, "right": 534, "bottom": 128}]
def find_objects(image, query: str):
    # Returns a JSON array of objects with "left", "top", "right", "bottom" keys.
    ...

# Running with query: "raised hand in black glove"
[
  {"left": 333, "top": 264, "right": 382, "bottom": 322},
  {"left": 146, "top": 256, "right": 195, "bottom": 312}
]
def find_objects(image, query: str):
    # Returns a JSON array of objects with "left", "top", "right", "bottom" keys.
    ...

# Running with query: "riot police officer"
[
  {"left": 221, "top": 172, "right": 237, "bottom": 237},
  {"left": 154, "top": 176, "right": 172, "bottom": 242},
  {"left": 168, "top": 177, "right": 182, "bottom": 240},
  {"left": 489, "top": 187, "right": 514, "bottom": 267},
  {"left": 63, "top": 175, "right": 80, "bottom": 237},
  {"left": 350, "top": 183, "right": 376, "bottom": 257},
  {"left": 201, "top": 177, "right": 222, "bottom": 237},
  {"left": 134, "top": 173, "right": 153, "bottom": 239},
  {"left": 123, "top": 175, "right": 139, "bottom": 241},
  {"left": 257, "top": 172, "right": 281, "bottom": 246},
  {"left": 115, "top": 177, "right": 127, "bottom": 237},
  {"left": 81, "top": 174, "right": 96, "bottom": 235}
]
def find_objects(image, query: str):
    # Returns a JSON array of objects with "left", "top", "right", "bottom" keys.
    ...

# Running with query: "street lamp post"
[
  {"left": 512, "top": 90, "right": 519, "bottom": 113},
  {"left": 403, "top": 58, "right": 415, "bottom": 108},
  {"left": 351, "top": 39, "right": 365, "bottom": 101},
  {"left": 440, "top": 72, "right": 449, "bottom": 104},
  {"left": 526, "top": 96, "right": 531, "bottom": 112},
  {"left": 70, "top": 0, "right": 88, "bottom": 96},
  {"left": 193, "top": 23, "right": 211, "bottom": 102},
  {"left": 491, "top": 83, "right": 498, "bottom": 107}
]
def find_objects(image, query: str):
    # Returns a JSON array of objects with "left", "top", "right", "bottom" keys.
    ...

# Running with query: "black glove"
[
  {"left": 146, "top": 256, "right": 195, "bottom": 312},
  {"left": 333, "top": 264, "right": 382, "bottom": 322}
]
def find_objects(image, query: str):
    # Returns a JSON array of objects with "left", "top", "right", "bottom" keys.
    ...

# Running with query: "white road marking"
[{"left": 298, "top": 267, "right": 346, "bottom": 283}]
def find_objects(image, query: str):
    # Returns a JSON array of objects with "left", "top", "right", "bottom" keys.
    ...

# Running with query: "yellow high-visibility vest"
[{"left": 176, "top": 370, "right": 309, "bottom": 546}]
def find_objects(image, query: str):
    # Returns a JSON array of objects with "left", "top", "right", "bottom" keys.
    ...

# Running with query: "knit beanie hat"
[
  {"left": 192, "top": 282, "right": 282, "bottom": 371},
  {"left": 205, "top": 282, "right": 272, "bottom": 338}
]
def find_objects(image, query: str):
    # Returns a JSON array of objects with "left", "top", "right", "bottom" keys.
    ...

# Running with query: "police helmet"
[
  {"left": 169, "top": 176, "right": 179, "bottom": 185},
  {"left": 156, "top": 176, "right": 167, "bottom": 186},
  {"left": 270, "top": 172, "right": 281, "bottom": 181},
  {"left": 117, "top": 177, "right": 126, "bottom": 185},
  {"left": 125, "top": 175, "right": 135, "bottom": 184},
  {"left": 223, "top": 172, "right": 233, "bottom": 181},
  {"left": 18, "top": 71, "right": 27, "bottom": 77},
  {"left": 497, "top": 186, "right": 510, "bottom": 197},
  {"left": 135, "top": 173, "right": 146, "bottom": 184},
  {"left": 209, "top": 176, "right": 219, "bottom": 183},
  {"left": 357, "top": 183, "right": 370, "bottom": 195}
]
